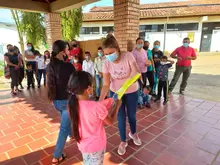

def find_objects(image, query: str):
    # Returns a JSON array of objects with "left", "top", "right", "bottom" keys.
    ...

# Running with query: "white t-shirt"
[
  {"left": 36, "top": 56, "right": 46, "bottom": 70},
  {"left": 45, "top": 59, "right": 50, "bottom": 66},
  {"left": 25, "top": 50, "right": 36, "bottom": 62},
  {"left": 82, "top": 60, "right": 95, "bottom": 76}
]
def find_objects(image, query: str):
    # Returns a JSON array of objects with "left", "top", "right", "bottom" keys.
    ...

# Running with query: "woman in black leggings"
[
  {"left": 4, "top": 44, "right": 21, "bottom": 95},
  {"left": 14, "top": 46, "right": 24, "bottom": 89}
]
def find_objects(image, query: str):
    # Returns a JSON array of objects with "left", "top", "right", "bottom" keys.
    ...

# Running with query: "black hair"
[
  {"left": 26, "top": 63, "right": 32, "bottom": 68},
  {"left": 85, "top": 51, "right": 91, "bottom": 55},
  {"left": 145, "top": 85, "right": 151, "bottom": 91},
  {"left": 7, "top": 44, "right": 13, "bottom": 49},
  {"left": 27, "top": 42, "right": 35, "bottom": 52},
  {"left": 144, "top": 41, "right": 149, "bottom": 44},
  {"left": 161, "top": 55, "right": 168, "bottom": 60},
  {"left": 34, "top": 50, "right": 40, "bottom": 55},
  {"left": 68, "top": 71, "right": 93, "bottom": 142},
  {"left": 136, "top": 37, "right": 144, "bottom": 43},
  {"left": 183, "top": 37, "right": 190, "bottom": 41},
  {"left": 98, "top": 46, "right": 102, "bottom": 50},
  {"left": 13, "top": 46, "right": 20, "bottom": 54},
  {"left": 47, "top": 40, "right": 68, "bottom": 101}
]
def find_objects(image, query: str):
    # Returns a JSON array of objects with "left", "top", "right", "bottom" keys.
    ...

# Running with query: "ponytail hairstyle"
[
  {"left": 68, "top": 71, "right": 93, "bottom": 142},
  {"left": 102, "top": 35, "right": 121, "bottom": 53},
  {"left": 47, "top": 40, "right": 67, "bottom": 101}
]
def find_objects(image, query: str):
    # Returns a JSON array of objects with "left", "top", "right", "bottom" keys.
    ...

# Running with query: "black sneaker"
[
  {"left": 154, "top": 98, "right": 161, "bottom": 102},
  {"left": 32, "top": 85, "right": 35, "bottom": 89},
  {"left": 179, "top": 91, "right": 184, "bottom": 95},
  {"left": 38, "top": 85, "right": 40, "bottom": 88},
  {"left": 163, "top": 100, "right": 168, "bottom": 105},
  {"left": 27, "top": 86, "right": 30, "bottom": 90},
  {"left": 146, "top": 103, "right": 151, "bottom": 108}
]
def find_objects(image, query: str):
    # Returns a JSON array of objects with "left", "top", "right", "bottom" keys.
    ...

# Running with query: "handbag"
[{"left": 4, "top": 59, "right": 10, "bottom": 79}]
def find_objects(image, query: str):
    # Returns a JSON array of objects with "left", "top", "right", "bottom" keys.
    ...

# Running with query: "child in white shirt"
[{"left": 82, "top": 51, "right": 95, "bottom": 77}]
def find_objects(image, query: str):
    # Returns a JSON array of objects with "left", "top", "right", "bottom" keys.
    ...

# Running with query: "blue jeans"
[
  {"left": 138, "top": 94, "right": 150, "bottom": 106},
  {"left": 37, "top": 69, "right": 46, "bottom": 86},
  {"left": 95, "top": 75, "right": 103, "bottom": 97},
  {"left": 153, "top": 68, "right": 159, "bottom": 94},
  {"left": 110, "top": 91, "right": 138, "bottom": 142},
  {"left": 53, "top": 100, "right": 72, "bottom": 158}
]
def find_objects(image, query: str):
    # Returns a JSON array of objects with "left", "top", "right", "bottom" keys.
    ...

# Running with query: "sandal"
[{"left": 52, "top": 153, "right": 67, "bottom": 165}]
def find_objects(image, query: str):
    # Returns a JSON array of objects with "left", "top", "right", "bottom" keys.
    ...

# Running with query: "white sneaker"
[
  {"left": 129, "top": 132, "right": 142, "bottom": 146},
  {"left": 117, "top": 142, "right": 128, "bottom": 155}
]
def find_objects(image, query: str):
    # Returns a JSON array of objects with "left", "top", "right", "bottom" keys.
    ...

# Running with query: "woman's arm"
[
  {"left": 99, "top": 72, "right": 111, "bottom": 101},
  {"left": 103, "top": 100, "right": 122, "bottom": 126},
  {"left": 4, "top": 56, "right": 17, "bottom": 67}
]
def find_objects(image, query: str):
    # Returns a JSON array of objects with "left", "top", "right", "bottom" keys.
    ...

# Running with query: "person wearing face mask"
[
  {"left": 69, "top": 39, "right": 82, "bottom": 62},
  {"left": 152, "top": 40, "right": 164, "bottom": 96},
  {"left": 99, "top": 35, "right": 141, "bottom": 156},
  {"left": 143, "top": 41, "right": 155, "bottom": 92},
  {"left": 82, "top": 51, "right": 95, "bottom": 77},
  {"left": 4, "top": 44, "right": 21, "bottom": 95},
  {"left": 132, "top": 38, "right": 150, "bottom": 89},
  {"left": 169, "top": 37, "right": 197, "bottom": 95},
  {"left": 154, "top": 56, "right": 174, "bottom": 105},
  {"left": 72, "top": 56, "right": 82, "bottom": 71},
  {"left": 24, "top": 42, "right": 37, "bottom": 85},
  {"left": 47, "top": 40, "right": 76, "bottom": 165},
  {"left": 94, "top": 47, "right": 105, "bottom": 100}
]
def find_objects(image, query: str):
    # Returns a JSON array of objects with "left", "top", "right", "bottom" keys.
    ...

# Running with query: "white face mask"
[
  {"left": 161, "top": 62, "right": 166, "bottom": 65},
  {"left": 73, "top": 60, "right": 78, "bottom": 63}
]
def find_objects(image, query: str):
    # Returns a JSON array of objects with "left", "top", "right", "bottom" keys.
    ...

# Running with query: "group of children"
[
  {"left": 25, "top": 50, "right": 50, "bottom": 89},
  {"left": 137, "top": 40, "right": 174, "bottom": 108}
]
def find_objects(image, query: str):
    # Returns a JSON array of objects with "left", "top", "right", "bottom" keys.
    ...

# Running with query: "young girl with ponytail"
[{"left": 68, "top": 71, "right": 120, "bottom": 165}]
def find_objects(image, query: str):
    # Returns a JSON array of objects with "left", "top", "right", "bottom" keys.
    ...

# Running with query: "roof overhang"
[{"left": 0, "top": 0, "right": 99, "bottom": 13}]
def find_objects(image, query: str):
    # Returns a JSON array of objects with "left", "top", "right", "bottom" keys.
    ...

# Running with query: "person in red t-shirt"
[
  {"left": 169, "top": 37, "right": 197, "bottom": 95},
  {"left": 69, "top": 39, "right": 81, "bottom": 62},
  {"left": 72, "top": 56, "right": 82, "bottom": 71}
]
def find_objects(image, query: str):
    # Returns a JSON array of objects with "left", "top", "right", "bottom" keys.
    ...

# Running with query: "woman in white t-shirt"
[{"left": 35, "top": 50, "right": 46, "bottom": 88}]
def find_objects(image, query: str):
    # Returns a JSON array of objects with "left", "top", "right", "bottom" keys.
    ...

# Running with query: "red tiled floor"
[{"left": 0, "top": 89, "right": 220, "bottom": 164}]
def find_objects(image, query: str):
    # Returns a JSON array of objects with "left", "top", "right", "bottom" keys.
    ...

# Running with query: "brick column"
[
  {"left": 113, "top": 0, "right": 140, "bottom": 52},
  {"left": 45, "top": 13, "right": 62, "bottom": 51}
]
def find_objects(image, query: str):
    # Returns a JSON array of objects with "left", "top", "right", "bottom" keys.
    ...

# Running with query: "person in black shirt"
[
  {"left": 26, "top": 63, "right": 34, "bottom": 89},
  {"left": 152, "top": 40, "right": 164, "bottom": 96},
  {"left": 4, "top": 44, "right": 21, "bottom": 95},
  {"left": 47, "top": 40, "right": 75, "bottom": 165}
]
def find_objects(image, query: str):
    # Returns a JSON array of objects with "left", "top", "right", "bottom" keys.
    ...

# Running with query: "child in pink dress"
[{"left": 68, "top": 71, "right": 120, "bottom": 165}]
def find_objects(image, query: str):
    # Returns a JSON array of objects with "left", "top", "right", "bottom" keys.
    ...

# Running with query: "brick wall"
[
  {"left": 45, "top": 13, "right": 62, "bottom": 51},
  {"left": 113, "top": 0, "right": 140, "bottom": 52}
]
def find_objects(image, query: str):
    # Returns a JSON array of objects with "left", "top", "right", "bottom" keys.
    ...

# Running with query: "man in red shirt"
[{"left": 169, "top": 37, "right": 197, "bottom": 95}]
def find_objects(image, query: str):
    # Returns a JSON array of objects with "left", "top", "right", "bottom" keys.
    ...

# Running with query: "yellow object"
[
  {"left": 115, "top": 73, "right": 141, "bottom": 100},
  {"left": 188, "top": 32, "right": 195, "bottom": 43}
]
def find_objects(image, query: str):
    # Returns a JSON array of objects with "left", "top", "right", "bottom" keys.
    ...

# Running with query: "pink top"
[
  {"left": 102, "top": 51, "right": 139, "bottom": 94},
  {"left": 77, "top": 98, "right": 113, "bottom": 153},
  {"left": 172, "top": 46, "right": 196, "bottom": 67},
  {"left": 132, "top": 48, "right": 147, "bottom": 73}
]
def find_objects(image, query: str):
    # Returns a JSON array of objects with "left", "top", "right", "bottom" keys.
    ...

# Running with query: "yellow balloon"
[{"left": 115, "top": 73, "right": 141, "bottom": 100}]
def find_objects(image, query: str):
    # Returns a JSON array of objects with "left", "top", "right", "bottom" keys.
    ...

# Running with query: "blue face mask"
[
  {"left": 183, "top": 43, "right": 189, "bottom": 48},
  {"left": 105, "top": 52, "right": 118, "bottom": 62},
  {"left": 136, "top": 44, "right": 143, "bottom": 49},
  {"left": 98, "top": 52, "right": 103, "bottom": 57},
  {"left": 154, "top": 45, "right": 160, "bottom": 49},
  {"left": 27, "top": 46, "right": 32, "bottom": 50}
]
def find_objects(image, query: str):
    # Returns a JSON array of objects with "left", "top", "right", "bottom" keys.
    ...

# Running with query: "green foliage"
[
  {"left": 0, "top": 61, "right": 4, "bottom": 77},
  {"left": 20, "top": 12, "right": 46, "bottom": 48},
  {"left": 61, "top": 7, "right": 83, "bottom": 41}
]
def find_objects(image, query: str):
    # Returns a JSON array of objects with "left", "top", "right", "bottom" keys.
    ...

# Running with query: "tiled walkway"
[{"left": 0, "top": 88, "right": 220, "bottom": 165}]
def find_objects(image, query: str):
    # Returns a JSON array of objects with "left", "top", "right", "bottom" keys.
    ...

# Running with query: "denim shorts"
[{"left": 82, "top": 150, "right": 105, "bottom": 165}]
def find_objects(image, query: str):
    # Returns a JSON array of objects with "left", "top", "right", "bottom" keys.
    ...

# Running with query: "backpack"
[{"left": 4, "top": 56, "right": 10, "bottom": 79}]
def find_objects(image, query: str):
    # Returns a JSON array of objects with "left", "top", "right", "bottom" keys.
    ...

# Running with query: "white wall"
[{"left": 77, "top": 21, "right": 114, "bottom": 41}]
